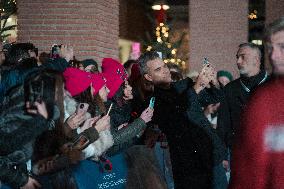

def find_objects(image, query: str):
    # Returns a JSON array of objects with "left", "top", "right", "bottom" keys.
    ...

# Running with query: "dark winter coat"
[
  {"left": 217, "top": 70, "right": 269, "bottom": 149},
  {"left": 0, "top": 67, "right": 66, "bottom": 188},
  {"left": 0, "top": 57, "right": 69, "bottom": 104},
  {"left": 105, "top": 100, "right": 147, "bottom": 156},
  {"left": 153, "top": 79, "right": 214, "bottom": 189},
  {"left": 0, "top": 87, "right": 52, "bottom": 188}
]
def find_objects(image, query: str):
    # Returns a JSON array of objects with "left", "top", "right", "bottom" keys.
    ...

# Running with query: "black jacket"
[
  {"left": 217, "top": 70, "right": 269, "bottom": 149},
  {"left": 0, "top": 58, "right": 69, "bottom": 188},
  {"left": 153, "top": 79, "right": 214, "bottom": 189}
]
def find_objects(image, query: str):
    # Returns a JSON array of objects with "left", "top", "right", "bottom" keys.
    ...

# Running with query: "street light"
[{"left": 152, "top": 0, "right": 170, "bottom": 10}]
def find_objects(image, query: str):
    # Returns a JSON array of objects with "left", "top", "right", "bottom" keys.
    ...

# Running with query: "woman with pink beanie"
[
  {"left": 63, "top": 67, "right": 113, "bottom": 160},
  {"left": 99, "top": 58, "right": 166, "bottom": 189},
  {"left": 101, "top": 58, "right": 154, "bottom": 156}
]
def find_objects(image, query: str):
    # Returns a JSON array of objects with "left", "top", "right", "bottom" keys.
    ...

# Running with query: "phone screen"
[
  {"left": 72, "top": 135, "right": 89, "bottom": 150},
  {"left": 203, "top": 57, "right": 209, "bottom": 65},
  {"left": 149, "top": 97, "right": 155, "bottom": 109}
]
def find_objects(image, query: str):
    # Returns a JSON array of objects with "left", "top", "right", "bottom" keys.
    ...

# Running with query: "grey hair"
[
  {"left": 239, "top": 42, "right": 262, "bottom": 60},
  {"left": 137, "top": 51, "right": 160, "bottom": 75},
  {"left": 265, "top": 17, "right": 284, "bottom": 41}
]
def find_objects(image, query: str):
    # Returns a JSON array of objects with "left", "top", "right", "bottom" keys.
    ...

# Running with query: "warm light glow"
[
  {"left": 164, "top": 32, "right": 168, "bottom": 38},
  {"left": 156, "top": 31, "right": 160, "bottom": 36},
  {"left": 157, "top": 37, "right": 162, "bottom": 43},
  {"left": 159, "top": 23, "right": 164, "bottom": 27},
  {"left": 251, "top": 40, "right": 262, "bottom": 45},
  {"left": 248, "top": 12, "right": 257, "bottom": 19},
  {"left": 152, "top": 5, "right": 162, "bottom": 10},
  {"left": 162, "top": 5, "right": 170, "bottom": 10},
  {"left": 146, "top": 46, "right": 152, "bottom": 51},
  {"left": 152, "top": 0, "right": 170, "bottom": 10}
]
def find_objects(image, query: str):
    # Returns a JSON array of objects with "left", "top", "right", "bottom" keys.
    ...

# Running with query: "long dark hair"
[
  {"left": 111, "top": 82, "right": 131, "bottom": 107},
  {"left": 31, "top": 71, "right": 78, "bottom": 189},
  {"left": 73, "top": 86, "right": 106, "bottom": 116}
]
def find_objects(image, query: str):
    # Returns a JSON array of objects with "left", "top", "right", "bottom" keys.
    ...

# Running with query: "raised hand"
[
  {"left": 20, "top": 177, "right": 41, "bottom": 189},
  {"left": 26, "top": 101, "right": 48, "bottom": 119},
  {"left": 66, "top": 111, "right": 87, "bottom": 129},
  {"left": 93, "top": 115, "right": 111, "bottom": 132},
  {"left": 194, "top": 64, "right": 214, "bottom": 93},
  {"left": 60, "top": 45, "right": 74, "bottom": 62},
  {"left": 140, "top": 107, "right": 154, "bottom": 123}
]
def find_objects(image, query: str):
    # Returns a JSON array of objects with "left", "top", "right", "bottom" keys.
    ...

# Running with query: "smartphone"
[
  {"left": 51, "top": 44, "right": 62, "bottom": 58},
  {"left": 25, "top": 80, "right": 44, "bottom": 109},
  {"left": 76, "top": 103, "right": 89, "bottom": 114},
  {"left": 157, "top": 51, "right": 162, "bottom": 59},
  {"left": 72, "top": 135, "right": 90, "bottom": 150},
  {"left": 149, "top": 97, "right": 155, "bottom": 109},
  {"left": 203, "top": 57, "right": 209, "bottom": 65}
]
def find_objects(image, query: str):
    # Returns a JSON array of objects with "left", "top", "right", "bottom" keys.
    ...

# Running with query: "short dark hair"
[
  {"left": 137, "top": 51, "right": 160, "bottom": 75},
  {"left": 170, "top": 71, "right": 183, "bottom": 82},
  {"left": 238, "top": 42, "right": 262, "bottom": 60},
  {"left": 265, "top": 17, "right": 284, "bottom": 41}
]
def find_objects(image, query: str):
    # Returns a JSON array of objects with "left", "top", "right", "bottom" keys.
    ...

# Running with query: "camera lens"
[{"left": 80, "top": 104, "right": 84, "bottom": 109}]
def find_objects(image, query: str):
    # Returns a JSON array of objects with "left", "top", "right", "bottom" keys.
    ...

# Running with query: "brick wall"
[
  {"left": 119, "top": 0, "right": 152, "bottom": 42},
  {"left": 265, "top": 0, "right": 284, "bottom": 73},
  {"left": 189, "top": 0, "right": 248, "bottom": 78},
  {"left": 266, "top": 0, "right": 284, "bottom": 25},
  {"left": 17, "top": 0, "right": 119, "bottom": 63}
]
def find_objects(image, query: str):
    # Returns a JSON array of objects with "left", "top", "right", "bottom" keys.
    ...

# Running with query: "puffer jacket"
[{"left": 0, "top": 82, "right": 52, "bottom": 188}]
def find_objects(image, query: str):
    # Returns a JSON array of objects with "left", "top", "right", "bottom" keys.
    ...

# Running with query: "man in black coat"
[
  {"left": 138, "top": 51, "right": 227, "bottom": 189},
  {"left": 217, "top": 43, "right": 269, "bottom": 150}
]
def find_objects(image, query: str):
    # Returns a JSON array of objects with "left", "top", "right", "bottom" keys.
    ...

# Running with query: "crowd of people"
[{"left": 0, "top": 16, "right": 284, "bottom": 189}]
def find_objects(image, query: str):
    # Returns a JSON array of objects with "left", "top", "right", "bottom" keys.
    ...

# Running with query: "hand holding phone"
[
  {"left": 51, "top": 44, "right": 62, "bottom": 58},
  {"left": 76, "top": 103, "right": 89, "bottom": 115},
  {"left": 140, "top": 107, "right": 154, "bottom": 123}
]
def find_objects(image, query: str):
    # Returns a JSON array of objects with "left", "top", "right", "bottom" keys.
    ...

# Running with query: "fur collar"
[{"left": 64, "top": 90, "right": 113, "bottom": 160}]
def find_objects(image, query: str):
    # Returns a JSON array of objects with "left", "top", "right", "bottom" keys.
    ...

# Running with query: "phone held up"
[
  {"left": 76, "top": 103, "right": 89, "bottom": 115},
  {"left": 51, "top": 44, "right": 62, "bottom": 58},
  {"left": 203, "top": 57, "right": 209, "bottom": 66},
  {"left": 149, "top": 97, "right": 155, "bottom": 109},
  {"left": 24, "top": 80, "right": 44, "bottom": 109}
]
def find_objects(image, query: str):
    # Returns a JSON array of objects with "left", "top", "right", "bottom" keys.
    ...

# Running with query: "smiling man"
[{"left": 138, "top": 51, "right": 228, "bottom": 189}]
